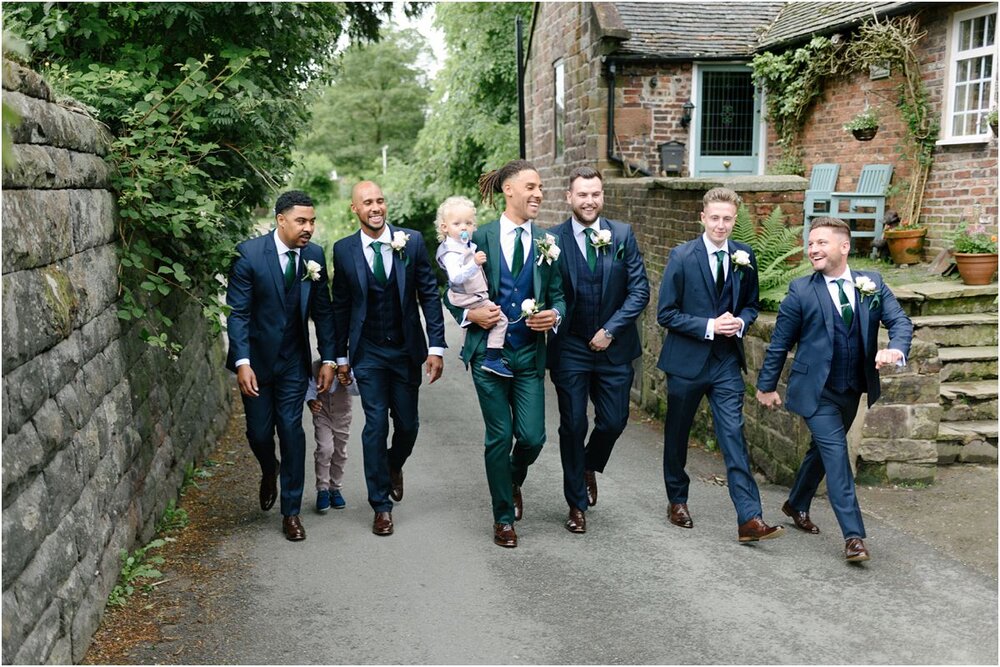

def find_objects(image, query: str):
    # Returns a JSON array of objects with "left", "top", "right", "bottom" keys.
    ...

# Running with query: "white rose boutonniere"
[
  {"left": 303, "top": 259, "right": 322, "bottom": 282},
  {"left": 855, "top": 275, "right": 881, "bottom": 309},
  {"left": 535, "top": 233, "right": 561, "bottom": 265},
  {"left": 509, "top": 298, "right": 544, "bottom": 323},
  {"left": 390, "top": 230, "right": 410, "bottom": 257},
  {"left": 590, "top": 228, "right": 613, "bottom": 252},
  {"left": 731, "top": 249, "right": 753, "bottom": 271}
]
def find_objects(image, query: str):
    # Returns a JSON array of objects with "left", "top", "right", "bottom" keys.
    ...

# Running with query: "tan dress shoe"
[
  {"left": 782, "top": 500, "right": 820, "bottom": 534},
  {"left": 565, "top": 507, "right": 587, "bottom": 533},
  {"left": 669, "top": 503, "right": 693, "bottom": 528},
  {"left": 584, "top": 470, "right": 598, "bottom": 506},
  {"left": 738, "top": 516, "right": 785, "bottom": 542},
  {"left": 373, "top": 511, "right": 394, "bottom": 536},
  {"left": 282, "top": 515, "right": 306, "bottom": 541},
  {"left": 845, "top": 537, "right": 870, "bottom": 562},
  {"left": 494, "top": 522, "right": 518, "bottom": 548}
]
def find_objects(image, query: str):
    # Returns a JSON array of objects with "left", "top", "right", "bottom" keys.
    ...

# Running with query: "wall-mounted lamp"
[{"left": 680, "top": 101, "right": 695, "bottom": 129}]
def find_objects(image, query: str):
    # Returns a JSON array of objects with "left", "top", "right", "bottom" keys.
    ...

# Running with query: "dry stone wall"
[{"left": 1, "top": 60, "right": 231, "bottom": 664}]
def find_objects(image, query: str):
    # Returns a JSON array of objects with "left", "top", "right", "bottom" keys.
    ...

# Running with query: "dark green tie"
[
  {"left": 371, "top": 241, "right": 387, "bottom": 285},
  {"left": 511, "top": 227, "right": 524, "bottom": 278},
  {"left": 835, "top": 278, "right": 854, "bottom": 328},
  {"left": 284, "top": 250, "right": 297, "bottom": 290},
  {"left": 584, "top": 228, "right": 597, "bottom": 272},
  {"left": 714, "top": 250, "right": 726, "bottom": 294}
]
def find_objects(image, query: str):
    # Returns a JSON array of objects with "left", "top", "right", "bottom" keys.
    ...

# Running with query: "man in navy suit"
[
  {"left": 226, "top": 190, "right": 337, "bottom": 541},
  {"left": 757, "top": 217, "right": 912, "bottom": 562},
  {"left": 657, "top": 187, "right": 783, "bottom": 542},
  {"left": 331, "top": 181, "right": 446, "bottom": 537},
  {"left": 547, "top": 166, "right": 649, "bottom": 534}
]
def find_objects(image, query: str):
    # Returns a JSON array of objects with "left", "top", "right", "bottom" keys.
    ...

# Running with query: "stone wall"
[{"left": 1, "top": 61, "right": 232, "bottom": 664}]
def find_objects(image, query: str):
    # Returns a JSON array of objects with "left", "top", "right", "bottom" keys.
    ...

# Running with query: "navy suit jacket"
[
  {"left": 756, "top": 270, "right": 913, "bottom": 417},
  {"left": 656, "top": 238, "right": 760, "bottom": 377},
  {"left": 331, "top": 226, "right": 446, "bottom": 366},
  {"left": 225, "top": 232, "right": 336, "bottom": 382},
  {"left": 546, "top": 217, "right": 650, "bottom": 370}
]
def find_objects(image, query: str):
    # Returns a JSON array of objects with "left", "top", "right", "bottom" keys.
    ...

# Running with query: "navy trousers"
[
  {"left": 242, "top": 353, "right": 308, "bottom": 516},
  {"left": 663, "top": 351, "right": 762, "bottom": 524},
  {"left": 789, "top": 387, "right": 866, "bottom": 539},
  {"left": 353, "top": 342, "right": 421, "bottom": 513},
  {"left": 553, "top": 335, "right": 633, "bottom": 512}
]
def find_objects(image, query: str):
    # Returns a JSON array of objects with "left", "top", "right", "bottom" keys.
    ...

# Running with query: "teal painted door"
[{"left": 693, "top": 65, "right": 760, "bottom": 176}]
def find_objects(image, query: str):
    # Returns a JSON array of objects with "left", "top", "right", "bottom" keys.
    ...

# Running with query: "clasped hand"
[{"left": 714, "top": 312, "right": 742, "bottom": 337}]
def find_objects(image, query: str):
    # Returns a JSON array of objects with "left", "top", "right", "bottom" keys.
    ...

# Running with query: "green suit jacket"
[{"left": 444, "top": 219, "right": 566, "bottom": 374}]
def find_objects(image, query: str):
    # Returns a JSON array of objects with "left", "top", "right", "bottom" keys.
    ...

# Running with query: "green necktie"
[
  {"left": 284, "top": 250, "right": 297, "bottom": 290},
  {"left": 511, "top": 227, "right": 524, "bottom": 278},
  {"left": 835, "top": 278, "right": 854, "bottom": 328},
  {"left": 714, "top": 250, "right": 726, "bottom": 294},
  {"left": 371, "top": 241, "right": 387, "bottom": 285},
  {"left": 584, "top": 228, "right": 597, "bottom": 272}
]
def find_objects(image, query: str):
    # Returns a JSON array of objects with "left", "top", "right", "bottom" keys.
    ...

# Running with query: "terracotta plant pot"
[
  {"left": 884, "top": 228, "right": 926, "bottom": 265},
  {"left": 954, "top": 252, "right": 999, "bottom": 285},
  {"left": 852, "top": 127, "right": 878, "bottom": 141}
]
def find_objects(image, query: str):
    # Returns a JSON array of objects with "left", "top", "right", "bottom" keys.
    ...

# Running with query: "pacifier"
[{"left": 460, "top": 230, "right": 470, "bottom": 242}]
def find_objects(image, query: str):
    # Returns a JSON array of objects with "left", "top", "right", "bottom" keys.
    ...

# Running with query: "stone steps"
[
  {"left": 939, "top": 380, "right": 998, "bottom": 422},
  {"left": 912, "top": 312, "right": 998, "bottom": 347},
  {"left": 937, "top": 346, "right": 998, "bottom": 382},
  {"left": 937, "top": 420, "right": 999, "bottom": 464},
  {"left": 895, "top": 282, "right": 998, "bottom": 316}
]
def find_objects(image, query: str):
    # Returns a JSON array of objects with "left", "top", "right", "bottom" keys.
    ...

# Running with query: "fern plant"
[{"left": 731, "top": 205, "right": 811, "bottom": 307}]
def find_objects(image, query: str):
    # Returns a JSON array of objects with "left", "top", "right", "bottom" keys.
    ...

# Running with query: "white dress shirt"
[
  {"left": 824, "top": 265, "right": 857, "bottom": 311},
  {"left": 571, "top": 217, "right": 601, "bottom": 258},
  {"left": 499, "top": 214, "right": 533, "bottom": 269},
  {"left": 700, "top": 234, "right": 745, "bottom": 340}
]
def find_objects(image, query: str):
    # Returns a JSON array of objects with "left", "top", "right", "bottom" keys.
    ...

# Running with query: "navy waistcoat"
[
  {"left": 362, "top": 262, "right": 404, "bottom": 347},
  {"left": 498, "top": 246, "right": 536, "bottom": 350},
  {"left": 825, "top": 293, "right": 866, "bottom": 393},
  {"left": 569, "top": 241, "right": 604, "bottom": 340}
]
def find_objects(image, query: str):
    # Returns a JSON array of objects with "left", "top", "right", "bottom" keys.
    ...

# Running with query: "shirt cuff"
[
  {"left": 889, "top": 349, "right": 907, "bottom": 367},
  {"left": 335, "top": 357, "right": 349, "bottom": 366},
  {"left": 321, "top": 360, "right": 336, "bottom": 366},
  {"left": 236, "top": 358, "right": 250, "bottom": 367},
  {"left": 736, "top": 318, "right": 746, "bottom": 339},
  {"left": 704, "top": 319, "right": 715, "bottom": 340},
  {"left": 428, "top": 347, "right": 445, "bottom": 357},
  {"left": 460, "top": 309, "right": 470, "bottom": 328}
]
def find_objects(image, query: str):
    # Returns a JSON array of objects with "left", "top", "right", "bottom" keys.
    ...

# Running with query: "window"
[
  {"left": 943, "top": 5, "right": 997, "bottom": 141},
  {"left": 554, "top": 60, "right": 565, "bottom": 156}
]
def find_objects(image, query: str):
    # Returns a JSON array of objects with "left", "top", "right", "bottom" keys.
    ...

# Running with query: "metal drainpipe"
[{"left": 604, "top": 59, "right": 652, "bottom": 177}]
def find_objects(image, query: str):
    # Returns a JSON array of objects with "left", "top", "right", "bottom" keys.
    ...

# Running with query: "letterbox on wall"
[{"left": 658, "top": 141, "right": 685, "bottom": 176}]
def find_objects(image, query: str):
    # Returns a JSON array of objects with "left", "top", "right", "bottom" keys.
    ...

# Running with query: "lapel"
[
  {"left": 487, "top": 221, "right": 502, "bottom": 293},
  {"left": 729, "top": 245, "right": 741, "bottom": 309},
  {"left": 531, "top": 224, "right": 545, "bottom": 296},
  {"left": 599, "top": 218, "right": 613, "bottom": 298},
  {"left": 559, "top": 220, "right": 578, "bottom": 292},
  {"left": 853, "top": 270, "right": 871, "bottom": 353},
  {"left": 810, "top": 272, "right": 835, "bottom": 342},
  {"left": 265, "top": 231, "right": 287, "bottom": 304},
  {"left": 696, "top": 241, "right": 716, "bottom": 302},
  {"left": 388, "top": 225, "right": 407, "bottom": 303},
  {"left": 351, "top": 231, "right": 370, "bottom": 295},
  {"left": 298, "top": 246, "right": 311, "bottom": 319}
]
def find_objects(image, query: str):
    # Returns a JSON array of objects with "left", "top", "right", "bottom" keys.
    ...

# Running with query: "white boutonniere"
[
  {"left": 590, "top": 228, "right": 613, "bottom": 252},
  {"left": 731, "top": 249, "right": 753, "bottom": 272},
  {"left": 509, "top": 298, "right": 543, "bottom": 323},
  {"left": 303, "top": 259, "right": 322, "bottom": 282},
  {"left": 390, "top": 230, "right": 410, "bottom": 257},
  {"left": 855, "top": 275, "right": 880, "bottom": 309},
  {"left": 534, "top": 233, "right": 561, "bottom": 265}
]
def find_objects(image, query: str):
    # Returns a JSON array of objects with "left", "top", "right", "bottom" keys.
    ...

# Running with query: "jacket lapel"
[
  {"left": 853, "top": 270, "right": 871, "bottom": 353},
  {"left": 811, "top": 272, "right": 834, "bottom": 342},
  {"left": 697, "top": 242, "right": 716, "bottom": 303},
  {"left": 599, "top": 218, "right": 612, "bottom": 298},
  {"left": 265, "top": 232, "right": 287, "bottom": 304},
  {"left": 487, "top": 222, "right": 502, "bottom": 297},
  {"left": 532, "top": 225, "right": 545, "bottom": 298},
  {"left": 351, "top": 231, "right": 370, "bottom": 295},
  {"left": 389, "top": 225, "right": 407, "bottom": 303},
  {"left": 560, "top": 220, "right": 578, "bottom": 292},
  {"left": 299, "top": 246, "right": 311, "bottom": 319}
]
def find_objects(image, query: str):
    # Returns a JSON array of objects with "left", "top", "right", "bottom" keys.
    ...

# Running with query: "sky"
[{"left": 393, "top": 2, "right": 446, "bottom": 79}]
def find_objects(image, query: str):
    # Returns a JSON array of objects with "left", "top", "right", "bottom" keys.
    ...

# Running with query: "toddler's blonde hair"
[{"left": 436, "top": 195, "right": 477, "bottom": 242}]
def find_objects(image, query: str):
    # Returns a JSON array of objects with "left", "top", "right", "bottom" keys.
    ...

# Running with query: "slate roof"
[
  {"left": 758, "top": 2, "right": 915, "bottom": 49},
  {"left": 609, "top": 2, "right": 786, "bottom": 59}
]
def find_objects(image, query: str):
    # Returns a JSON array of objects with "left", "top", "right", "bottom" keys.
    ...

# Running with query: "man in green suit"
[{"left": 447, "top": 160, "right": 565, "bottom": 548}]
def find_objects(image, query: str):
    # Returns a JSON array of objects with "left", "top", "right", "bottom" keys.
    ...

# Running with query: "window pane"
[
  {"left": 954, "top": 84, "right": 968, "bottom": 112},
  {"left": 972, "top": 16, "right": 986, "bottom": 48},
  {"left": 960, "top": 18, "right": 972, "bottom": 50},
  {"left": 957, "top": 58, "right": 970, "bottom": 82},
  {"left": 988, "top": 13, "right": 997, "bottom": 45}
]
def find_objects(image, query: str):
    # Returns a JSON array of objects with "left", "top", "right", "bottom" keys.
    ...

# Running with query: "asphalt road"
[{"left": 178, "top": 319, "right": 997, "bottom": 664}]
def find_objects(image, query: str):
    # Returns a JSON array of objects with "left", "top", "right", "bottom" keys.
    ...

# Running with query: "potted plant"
[
  {"left": 883, "top": 221, "right": 926, "bottom": 265},
  {"left": 951, "top": 222, "right": 998, "bottom": 285},
  {"left": 843, "top": 107, "right": 881, "bottom": 141},
  {"left": 986, "top": 107, "right": 998, "bottom": 135}
]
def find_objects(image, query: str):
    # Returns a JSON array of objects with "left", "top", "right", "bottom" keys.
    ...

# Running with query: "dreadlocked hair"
[{"left": 477, "top": 159, "right": 537, "bottom": 208}]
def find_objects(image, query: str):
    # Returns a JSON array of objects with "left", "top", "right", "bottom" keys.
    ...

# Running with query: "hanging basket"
[
  {"left": 954, "top": 252, "right": 998, "bottom": 285},
  {"left": 884, "top": 228, "right": 926, "bottom": 265},
  {"left": 852, "top": 127, "right": 878, "bottom": 141}
]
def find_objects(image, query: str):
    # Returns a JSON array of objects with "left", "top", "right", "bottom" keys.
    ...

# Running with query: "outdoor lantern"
[{"left": 680, "top": 101, "right": 695, "bottom": 129}]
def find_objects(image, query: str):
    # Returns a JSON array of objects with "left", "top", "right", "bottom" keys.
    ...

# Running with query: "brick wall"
[{"left": 1, "top": 60, "right": 231, "bottom": 663}]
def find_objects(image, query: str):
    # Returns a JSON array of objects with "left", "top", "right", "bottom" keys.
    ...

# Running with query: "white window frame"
[
  {"left": 554, "top": 59, "right": 566, "bottom": 158},
  {"left": 939, "top": 4, "right": 997, "bottom": 145}
]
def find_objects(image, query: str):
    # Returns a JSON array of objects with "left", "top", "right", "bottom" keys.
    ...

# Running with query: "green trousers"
[{"left": 471, "top": 344, "right": 546, "bottom": 523}]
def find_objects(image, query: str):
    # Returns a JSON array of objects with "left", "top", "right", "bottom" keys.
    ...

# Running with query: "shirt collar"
[
  {"left": 826, "top": 265, "right": 854, "bottom": 284},
  {"left": 572, "top": 217, "right": 601, "bottom": 237},
  {"left": 361, "top": 227, "right": 392, "bottom": 249},
  {"left": 501, "top": 213, "right": 531, "bottom": 238},
  {"left": 273, "top": 230, "right": 294, "bottom": 255},
  {"left": 701, "top": 233, "right": 728, "bottom": 255}
]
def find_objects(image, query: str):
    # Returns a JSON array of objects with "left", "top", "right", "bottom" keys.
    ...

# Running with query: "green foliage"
[
  {"left": 155, "top": 499, "right": 189, "bottom": 534},
  {"left": 767, "top": 152, "right": 805, "bottom": 176},
  {"left": 107, "top": 538, "right": 171, "bottom": 607},
  {"left": 950, "top": 222, "right": 998, "bottom": 254},
  {"left": 730, "top": 205, "right": 810, "bottom": 305},
  {"left": 843, "top": 106, "right": 881, "bottom": 131},
  {"left": 180, "top": 461, "right": 212, "bottom": 495},
  {"left": 2, "top": 29, "right": 28, "bottom": 169}
]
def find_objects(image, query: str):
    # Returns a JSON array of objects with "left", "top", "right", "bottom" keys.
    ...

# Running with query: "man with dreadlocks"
[{"left": 445, "top": 160, "right": 565, "bottom": 548}]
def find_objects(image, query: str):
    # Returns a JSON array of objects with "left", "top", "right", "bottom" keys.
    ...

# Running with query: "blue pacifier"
[{"left": 460, "top": 230, "right": 470, "bottom": 242}]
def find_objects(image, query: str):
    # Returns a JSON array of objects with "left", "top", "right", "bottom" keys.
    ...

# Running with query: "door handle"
[{"left": 723, "top": 160, "right": 732, "bottom": 169}]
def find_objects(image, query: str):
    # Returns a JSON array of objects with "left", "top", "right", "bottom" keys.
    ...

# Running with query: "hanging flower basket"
[{"left": 852, "top": 127, "right": 878, "bottom": 141}]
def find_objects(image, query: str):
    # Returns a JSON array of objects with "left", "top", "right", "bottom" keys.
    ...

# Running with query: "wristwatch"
[{"left": 602, "top": 328, "right": 614, "bottom": 340}]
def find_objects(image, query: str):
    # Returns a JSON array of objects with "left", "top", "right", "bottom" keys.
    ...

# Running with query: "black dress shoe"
[
  {"left": 373, "top": 511, "right": 394, "bottom": 536},
  {"left": 668, "top": 503, "right": 693, "bottom": 528},
  {"left": 738, "top": 516, "right": 785, "bottom": 542},
  {"left": 565, "top": 507, "right": 587, "bottom": 534},
  {"left": 389, "top": 468, "right": 404, "bottom": 502},
  {"left": 259, "top": 469, "right": 278, "bottom": 511},
  {"left": 493, "top": 522, "right": 517, "bottom": 548},
  {"left": 282, "top": 515, "right": 306, "bottom": 541},
  {"left": 512, "top": 484, "right": 523, "bottom": 522},
  {"left": 845, "top": 537, "right": 870, "bottom": 562},
  {"left": 782, "top": 500, "right": 820, "bottom": 534},
  {"left": 584, "top": 470, "right": 598, "bottom": 507}
]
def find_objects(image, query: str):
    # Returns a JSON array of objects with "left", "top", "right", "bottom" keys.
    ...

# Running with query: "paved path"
[{"left": 161, "top": 320, "right": 997, "bottom": 664}]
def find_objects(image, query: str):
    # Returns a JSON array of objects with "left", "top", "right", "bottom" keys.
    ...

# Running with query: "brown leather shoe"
[
  {"left": 389, "top": 468, "right": 404, "bottom": 502},
  {"left": 845, "top": 537, "right": 870, "bottom": 562},
  {"left": 259, "top": 470, "right": 277, "bottom": 511},
  {"left": 565, "top": 507, "right": 587, "bottom": 533},
  {"left": 512, "top": 484, "right": 523, "bottom": 522},
  {"left": 738, "top": 516, "right": 785, "bottom": 542},
  {"left": 584, "top": 470, "right": 598, "bottom": 506},
  {"left": 372, "top": 511, "right": 394, "bottom": 536},
  {"left": 282, "top": 515, "right": 305, "bottom": 541},
  {"left": 668, "top": 503, "right": 693, "bottom": 528},
  {"left": 493, "top": 522, "right": 518, "bottom": 548},
  {"left": 782, "top": 500, "right": 820, "bottom": 534}
]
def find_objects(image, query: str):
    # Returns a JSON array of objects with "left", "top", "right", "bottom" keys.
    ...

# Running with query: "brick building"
[{"left": 523, "top": 2, "right": 997, "bottom": 253}]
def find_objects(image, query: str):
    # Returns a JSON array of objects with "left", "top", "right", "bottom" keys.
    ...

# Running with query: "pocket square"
[{"left": 614, "top": 242, "right": 625, "bottom": 260}]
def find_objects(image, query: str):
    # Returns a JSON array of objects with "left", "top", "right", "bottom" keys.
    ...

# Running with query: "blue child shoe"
[
  {"left": 316, "top": 488, "right": 331, "bottom": 513},
  {"left": 481, "top": 357, "right": 514, "bottom": 378},
  {"left": 331, "top": 489, "right": 346, "bottom": 510}
]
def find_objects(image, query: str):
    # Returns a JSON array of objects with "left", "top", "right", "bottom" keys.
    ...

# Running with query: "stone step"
[
  {"left": 937, "top": 420, "right": 999, "bottom": 464},
  {"left": 940, "top": 380, "right": 998, "bottom": 422},
  {"left": 894, "top": 281, "right": 998, "bottom": 316},
  {"left": 912, "top": 312, "right": 999, "bottom": 347},
  {"left": 938, "top": 346, "right": 998, "bottom": 382}
]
